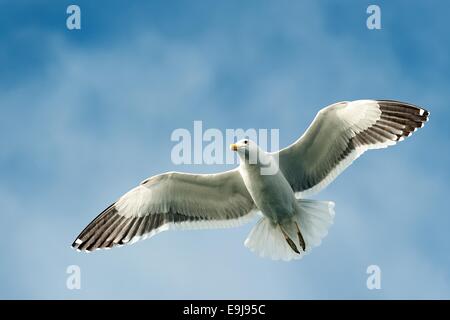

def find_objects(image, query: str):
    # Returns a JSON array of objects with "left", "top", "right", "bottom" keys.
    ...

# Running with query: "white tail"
[{"left": 244, "top": 199, "right": 335, "bottom": 261}]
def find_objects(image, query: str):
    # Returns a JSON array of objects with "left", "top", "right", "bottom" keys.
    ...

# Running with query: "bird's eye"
[{"left": 244, "top": 140, "right": 248, "bottom": 144}]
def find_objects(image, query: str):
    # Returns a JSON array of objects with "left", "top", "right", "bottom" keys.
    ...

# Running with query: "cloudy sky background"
[{"left": 0, "top": 0, "right": 449, "bottom": 299}]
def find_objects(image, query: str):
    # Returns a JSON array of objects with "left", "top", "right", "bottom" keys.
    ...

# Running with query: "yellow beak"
[{"left": 230, "top": 143, "right": 238, "bottom": 151}]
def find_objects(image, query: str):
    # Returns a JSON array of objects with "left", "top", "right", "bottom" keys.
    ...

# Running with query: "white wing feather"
[
  {"left": 276, "top": 100, "right": 429, "bottom": 197},
  {"left": 73, "top": 169, "right": 256, "bottom": 251}
]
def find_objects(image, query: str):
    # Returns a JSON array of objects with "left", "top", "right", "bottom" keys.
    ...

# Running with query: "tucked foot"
[
  {"left": 280, "top": 225, "right": 300, "bottom": 254},
  {"left": 294, "top": 221, "right": 306, "bottom": 251}
]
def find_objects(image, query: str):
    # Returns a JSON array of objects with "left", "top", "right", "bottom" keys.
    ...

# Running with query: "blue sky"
[{"left": 0, "top": 0, "right": 449, "bottom": 299}]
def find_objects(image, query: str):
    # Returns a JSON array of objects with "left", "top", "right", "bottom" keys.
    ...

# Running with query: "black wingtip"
[
  {"left": 71, "top": 238, "right": 83, "bottom": 251},
  {"left": 376, "top": 99, "right": 430, "bottom": 117}
]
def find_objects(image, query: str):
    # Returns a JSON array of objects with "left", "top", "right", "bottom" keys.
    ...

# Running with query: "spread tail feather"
[{"left": 244, "top": 199, "right": 335, "bottom": 261}]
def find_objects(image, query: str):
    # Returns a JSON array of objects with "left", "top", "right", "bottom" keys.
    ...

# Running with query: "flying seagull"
[{"left": 72, "top": 100, "right": 429, "bottom": 261}]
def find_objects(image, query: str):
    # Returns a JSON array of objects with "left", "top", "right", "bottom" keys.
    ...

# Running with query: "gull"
[{"left": 72, "top": 100, "right": 429, "bottom": 261}]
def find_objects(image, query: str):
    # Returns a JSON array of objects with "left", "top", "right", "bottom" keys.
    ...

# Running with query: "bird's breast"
[{"left": 239, "top": 163, "right": 297, "bottom": 223}]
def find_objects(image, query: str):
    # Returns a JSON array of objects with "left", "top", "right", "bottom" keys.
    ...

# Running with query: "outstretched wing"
[
  {"left": 72, "top": 169, "right": 256, "bottom": 251},
  {"left": 276, "top": 100, "right": 429, "bottom": 197}
]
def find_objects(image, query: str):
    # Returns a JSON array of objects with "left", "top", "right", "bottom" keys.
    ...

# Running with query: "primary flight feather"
[{"left": 72, "top": 99, "right": 429, "bottom": 261}]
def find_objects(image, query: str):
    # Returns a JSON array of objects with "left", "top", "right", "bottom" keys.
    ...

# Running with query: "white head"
[
  {"left": 230, "top": 139, "right": 279, "bottom": 175},
  {"left": 230, "top": 139, "right": 264, "bottom": 165}
]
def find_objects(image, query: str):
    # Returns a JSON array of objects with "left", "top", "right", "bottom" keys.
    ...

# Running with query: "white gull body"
[{"left": 72, "top": 100, "right": 429, "bottom": 261}]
